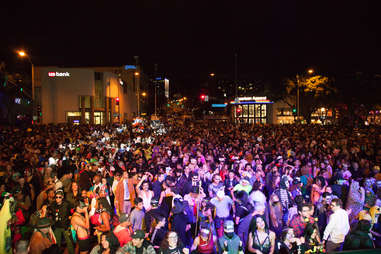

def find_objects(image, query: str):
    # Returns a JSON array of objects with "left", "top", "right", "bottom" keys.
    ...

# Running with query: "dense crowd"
[{"left": 1, "top": 121, "right": 381, "bottom": 254}]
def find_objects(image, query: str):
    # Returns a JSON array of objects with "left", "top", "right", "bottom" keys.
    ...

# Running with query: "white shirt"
[
  {"left": 210, "top": 196, "right": 233, "bottom": 218},
  {"left": 112, "top": 179, "right": 119, "bottom": 195},
  {"left": 323, "top": 208, "right": 350, "bottom": 243}
]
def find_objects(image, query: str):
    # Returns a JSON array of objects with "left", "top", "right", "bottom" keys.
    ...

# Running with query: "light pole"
[
  {"left": 135, "top": 71, "right": 140, "bottom": 116},
  {"left": 154, "top": 64, "right": 158, "bottom": 117},
  {"left": 17, "top": 50, "right": 35, "bottom": 122},
  {"left": 296, "top": 69, "right": 314, "bottom": 121},
  {"left": 134, "top": 56, "right": 140, "bottom": 116}
]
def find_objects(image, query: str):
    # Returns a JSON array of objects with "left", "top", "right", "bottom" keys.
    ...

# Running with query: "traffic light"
[
  {"left": 236, "top": 107, "right": 242, "bottom": 115},
  {"left": 20, "top": 87, "right": 23, "bottom": 92},
  {"left": 200, "top": 94, "right": 206, "bottom": 101},
  {"left": 115, "top": 97, "right": 120, "bottom": 105},
  {"left": 292, "top": 107, "right": 297, "bottom": 115}
]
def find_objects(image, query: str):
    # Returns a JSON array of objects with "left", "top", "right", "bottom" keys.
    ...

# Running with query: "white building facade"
[{"left": 34, "top": 66, "right": 138, "bottom": 124}]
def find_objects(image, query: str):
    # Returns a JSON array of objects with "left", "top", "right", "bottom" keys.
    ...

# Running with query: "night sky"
[{"left": 1, "top": 1, "right": 377, "bottom": 92}]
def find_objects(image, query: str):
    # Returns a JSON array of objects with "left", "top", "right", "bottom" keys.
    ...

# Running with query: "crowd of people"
[{"left": 1, "top": 120, "right": 381, "bottom": 254}]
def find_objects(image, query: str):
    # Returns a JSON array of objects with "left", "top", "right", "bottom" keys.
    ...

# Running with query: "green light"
[
  {"left": 167, "top": 103, "right": 170, "bottom": 107},
  {"left": 20, "top": 88, "right": 23, "bottom": 92},
  {"left": 292, "top": 108, "right": 297, "bottom": 113},
  {"left": 39, "top": 112, "right": 42, "bottom": 116}
]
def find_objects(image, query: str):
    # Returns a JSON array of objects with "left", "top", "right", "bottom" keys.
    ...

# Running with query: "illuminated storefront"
[{"left": 231, "top": 97, "right": 273, "bottom": 124}]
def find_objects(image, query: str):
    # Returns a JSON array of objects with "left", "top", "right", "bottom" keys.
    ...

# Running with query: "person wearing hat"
[
  {"left": 48, "top": 189, "right": 71, "bottom": 247},
  {"left": 29, "top": 217, "right": 56, "bottom": 254},
  {"left": 149, "top": 215, "right": 168, "bottom": 249},
  {"left": 217, "top": 220, "right": 243, "bottom": 254},
  {"left": 191, "top": 222, "right": 217, "bottom": 254},
  {"left": 171, "top": 197, "right": 193, "bottom": 248},
  {"left": 232, "top": 177, "right": 252, "bottom": 195},
  {"left": 71, "top": 201, "right": 90, "bottom": 254},
  {"left": 144, "top": 198, "right": 166, "bottom": 233},
  {"left": 116, "top": 230, "right": 156, "bottom": 254},
  {"left": 184, "top": 186, "right": 206, "bottom": 226}
]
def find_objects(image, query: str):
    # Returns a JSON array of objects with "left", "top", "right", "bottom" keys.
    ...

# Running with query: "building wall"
[
  {"left": 36, "top": 67, "right": 94, "bottom": 123},
  {"left": 271, "top": 101, "right": 295, "bottom": 124},
  {"left": 35, "top": 66, "right": 138, "bottom": 124},
  {"left": 92, "top": 66, "right": 139, "bottom": 120}
]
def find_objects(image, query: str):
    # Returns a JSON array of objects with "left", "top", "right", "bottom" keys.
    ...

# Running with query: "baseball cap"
[
  {"left": 132, "top": 230, "right": 145, "bottom": 239},
  {"left": 224, "top": 220, "right": 234, "bottom": 233}
]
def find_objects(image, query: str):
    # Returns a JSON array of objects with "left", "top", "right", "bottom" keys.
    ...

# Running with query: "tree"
[{"left": 285, "top": 74, "right": 336, "bottom": 123}]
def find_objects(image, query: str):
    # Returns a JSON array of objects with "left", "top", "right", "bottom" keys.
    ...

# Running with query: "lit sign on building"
[
  {"left": 124, "top": 65, "right": 136, "bottom": 70},
  {"left": 48, "top": 72, "right": 71, "bottom": 77},
  {"left": 15, "top": 98, "right": 21, "bottom": 104},
  {"left": 164, "top": 78, "right": 169, "bottom": 98},
  {"left": 231, "top": 96, "right": 273, "bottom": 104},
  {"left": 238, "top": 96, "right": 268, "bottom": 101},
  {"left": 212, "top": 104, "right": 227, "bottom": 108}
]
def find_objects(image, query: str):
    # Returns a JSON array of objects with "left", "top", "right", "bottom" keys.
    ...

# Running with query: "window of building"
[
  {"left": 94, "top": 111, "right": 104, "bottom": 125},
  {"left": 235, "top": 104, "right": 267, "bottom": 124},
  {"left": 85, "top": 112, "right": 90, "bottom": 124},
  {"left": 67, "top": 112, "right": 81, "bottom": 117}
]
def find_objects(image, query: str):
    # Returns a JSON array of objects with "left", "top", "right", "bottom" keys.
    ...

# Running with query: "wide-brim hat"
[{"left": 35, "top": 217, "right": 52, "bottom": 228}]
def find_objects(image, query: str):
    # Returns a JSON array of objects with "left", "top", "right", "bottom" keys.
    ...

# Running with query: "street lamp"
[
  {"left": 209, "top": 73, "right": 215, "bottom": 77},
  {"left": 17, "top": 49, "right": 35, "bottom": 123},
  {"left": 308, "top": 69, "right": 314, "bottom": 74},
  {"left": 18, "top": 50, "right": 26, "bottom": 57},
  {"left": 141, "top": 92, "right": 147, "bottom": 97}
]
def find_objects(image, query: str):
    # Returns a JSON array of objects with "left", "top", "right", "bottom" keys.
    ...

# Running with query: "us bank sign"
[{"left": 48, "top": 71, "right": 71, "bottom": 77}]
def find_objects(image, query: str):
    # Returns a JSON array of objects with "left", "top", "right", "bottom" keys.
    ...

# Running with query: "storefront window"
[
  {"left": 249, "top": 105, "right": 254, "bottom": 117},
  {"left": 94, "top": 111, "right": 104, "bottom": 125},
  {"left": 85, "top": 112, "right": 90, "bottom": 124},
  {"left": 234, "top": 104, "right": 268, "bottom": 124}
]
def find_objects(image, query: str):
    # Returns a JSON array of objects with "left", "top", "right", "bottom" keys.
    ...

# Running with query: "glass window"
[
  {"left": 242, "top": 105, "right": 248, "bottom": 117},
  {"left": 67, "top": 112, "right": 81, "bottom": 117},
  {"left": 249, "top": 105, "right": 254, "bottom": 117},
  {"left": 95, "top": 80, "right": 105, "bottom": 108},
  {"left": 85, "top": 112, "right": 90, "bottom": 124},
  {"left": 94, "top": 111, "right": 104, "bottom": 125},
  {"left": 262, "top": 105, "right": 266, "bottom": 117}
]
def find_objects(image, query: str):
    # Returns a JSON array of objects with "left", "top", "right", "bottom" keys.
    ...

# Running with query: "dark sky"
[{"left": 1, "top": 0, "right": 378, "bottom": 90}]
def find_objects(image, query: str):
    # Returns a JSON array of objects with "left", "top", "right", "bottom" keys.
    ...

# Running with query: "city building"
[
  {"left": 231, "top": 96, "right": 274, "bottom": 124},
  {"left": 33, "top": 65, "right": 144, "bottom": 124}
]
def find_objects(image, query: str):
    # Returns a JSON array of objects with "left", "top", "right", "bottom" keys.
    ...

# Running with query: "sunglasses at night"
[{"left": 55, "top": 196, "right": 63, "bottom": 199}]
